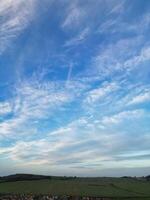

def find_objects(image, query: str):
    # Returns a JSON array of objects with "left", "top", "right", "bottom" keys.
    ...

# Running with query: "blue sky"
[{"left": 0, "top": 0, "right": 150, "bottom": 176}]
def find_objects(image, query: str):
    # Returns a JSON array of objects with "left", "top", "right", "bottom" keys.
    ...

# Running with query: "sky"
[{"left": 0, "top": 0, "right": 150, "bottom": 177}]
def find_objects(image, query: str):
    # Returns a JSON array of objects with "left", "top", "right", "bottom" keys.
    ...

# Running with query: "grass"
[{"left": 0, "top": 177, "right": 150, "bottom": 198}]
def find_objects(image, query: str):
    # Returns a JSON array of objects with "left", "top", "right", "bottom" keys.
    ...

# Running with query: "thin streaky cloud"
[{"left": 0, "top": 0, "right": 36, "bottom": 55}]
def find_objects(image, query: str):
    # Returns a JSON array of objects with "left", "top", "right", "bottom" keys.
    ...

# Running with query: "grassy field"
[{"left": 0, "top": 177, "right": 150, "bottom": 199}]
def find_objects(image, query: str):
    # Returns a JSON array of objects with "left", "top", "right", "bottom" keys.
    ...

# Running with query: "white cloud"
[
  {"left": 16, "top": 81, "right": 71, "bottom": 118},
  {"left": 128, "top": 91, "right": 150, "bottom": 105},
  {"left": 0, "top": 108, "right": 149, "bottom": 172},
  {"left": 0, "top": 77, "right": 91, "bottom": 139},
  {"left": 62, "top": 2, "right": 84, "bottom": 29},
  {"left": 0, "top": 80, "right": 73, "bottom": 138},
  {"left": 0, "top": 102, "right": 12, "bottom": 116},
  {"left": 124, "top": 46, "right": 150, "bottom": 72},
  {"left": 85, "top": 82, "right": 119, "bottom": 104},
  {"left": 91, "top": 38, "right": 138, "bottom": 76},
  {"left": 0, "top": 113, "right": 149, "bottom": 170},
  {"left": 98, "top": 10, "right": 150, "bottom": 35},
  {"left": 91, "top": 37, "right": 150, "bottom": 78},
  {"left": 50, "top": 127, "right": 72, "bottom": 136},
  {"left": 101, "top": 109, "right": 145, "bottom": 125},
  {"left": 108, "top": 0, "right": 125, "bottom": 15},
  {"left": 0, "top": 0, "right": 36, "bottom": 55},
  {"left": 64, "top": 27, "right": 89, "bottom": 47}
]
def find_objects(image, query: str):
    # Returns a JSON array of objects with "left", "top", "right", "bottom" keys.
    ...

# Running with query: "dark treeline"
[
  {"left": 1, "top": 174, "right": 150, "bottom": 183},
  {"left": 0, "top": 174, "right": 80, "bottom": 183}
]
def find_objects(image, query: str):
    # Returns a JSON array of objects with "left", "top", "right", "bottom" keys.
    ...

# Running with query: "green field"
[{"left": 0, "top": 177, "right": 150, "bottom": 199}]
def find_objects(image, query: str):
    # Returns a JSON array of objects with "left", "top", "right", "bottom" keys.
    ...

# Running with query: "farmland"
[{"left": 0, "top": 176, "right": 150, "bottom": 199}]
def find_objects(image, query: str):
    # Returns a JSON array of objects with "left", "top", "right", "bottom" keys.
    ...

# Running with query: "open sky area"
[{"left": 0, "top": 0, "right": 150, "bottom": 177}]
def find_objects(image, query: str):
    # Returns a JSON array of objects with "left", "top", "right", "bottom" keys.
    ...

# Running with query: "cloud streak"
[{"left": 0, "top": 0, "right": 36, "bottom": 55}]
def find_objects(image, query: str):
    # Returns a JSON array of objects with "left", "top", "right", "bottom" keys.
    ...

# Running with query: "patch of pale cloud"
[
  {"left": 0, "top": 80, "right": 73, "bottom": 139},
  {"left": 84, "top": 82, "right": 119, "bottom": 104},
  {"left": 128, "top": 91, "right": 150, "bottom": 105},
  {"left": 0, "top": 0, "right": 36, "bottom": 55},
  {"left": 112, "top": 84, "right": 150, "bottom": 110},
  {"left": 124, "top": 46, "right": 150, "bottom": 72},
  {"left": 101, "top": 109, "right": 145, "bottom": 125},
  {"left": 64, "top": 27, "right": 89, "bottom": 47},
  {"left": 91, "top": 37, "right": 150, "bottom": 78},
  {"left": 108, "top": 0, "right": 125, "bottom": 15},
  {"left": 0, "top": 104, "right": 149, "bottom": 173},
  {"left": 62, "top": 2, "right": 85, "bottom": 29},
  {"left": 16, "top": 81, "right": 71, "bottom": 119},
  {"left": 0, "top": 101, "right": 12, "bottom": 116},
  {"left": 0, "top": 77, "right": 91, "bottom": 139},
  {"left": 93, "top": 10, "right": 150, "bottom": 78},
  {"left": 1, "top": 113, "right": 150, "bottom": 170},
  {"left": 98, "top": 9, "right": 150, "bottom": 35}
]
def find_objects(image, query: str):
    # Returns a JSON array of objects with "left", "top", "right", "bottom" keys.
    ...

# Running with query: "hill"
[{"left": 0, "top": 174, "right": 51, "bottom": 182}]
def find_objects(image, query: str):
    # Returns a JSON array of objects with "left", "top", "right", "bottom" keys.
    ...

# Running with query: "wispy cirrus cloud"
[
  {"left": 61, "top": 1, "right": 85, "bottom": 30},
  {"left": 64, "top": 27, "right": 89, "bottom": 47},
  {"left": 128, "top": 91, "right": 150, "bottom": 105},
  {"left": 0, "top": 101, "right": 12, "bottom": 116},
  {"left": 84, "top": 82, "right": 119, "bottom": 104},
  {"left": 98, "top": 8, "right": 150, "bottom": 35},
  {"left": 0, "top": 79, "right": 73, "bottom": 139},
  {"left": 0, "top": 0, "right": 36, "bottom": 55},
  {"left": 90, "top": 38, "right": 150, "bottom": 78},
  {"left": 0, "top": 77, "right": 90, "bottom": 139},
  {"left": 101, "top": 109, "right": 145, "bottom": 125},
  {"left": 0, "top": 108, "right": 149, "bottom": 173}
]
